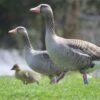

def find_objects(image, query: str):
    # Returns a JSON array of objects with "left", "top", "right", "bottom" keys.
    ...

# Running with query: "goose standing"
[
  {"left": 9, "top": 26, "right": 65, "bottom": 84},
  {"left": 30, "top": 4, "right": 100, "bottom": 84}
]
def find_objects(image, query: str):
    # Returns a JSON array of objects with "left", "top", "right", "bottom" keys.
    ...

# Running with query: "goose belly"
[
  {"left": 25, "top": 55, "right": 48, "bottom": 74},
  {"left": 25, "top": 54, "right": 61, "bottom": 75},
  {"left": 47, "top": 45, "right": 92, "bottom": 71}
]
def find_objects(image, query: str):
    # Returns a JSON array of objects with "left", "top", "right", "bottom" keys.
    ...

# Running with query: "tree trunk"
[
  {"left": 41, "top": 16, "right": 46, "bottom": 50},
  {"left": 62, "top": 0, "right": 80, "bottom": 38}
]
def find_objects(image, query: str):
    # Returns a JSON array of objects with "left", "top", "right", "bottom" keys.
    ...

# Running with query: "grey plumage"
[
  {"left": 9, "top": 26, "right": 65, "bottom": 84},
  {"left": 11, "top": 64, "right": 40, "bottom": 84},
  {"left": 30, "top": 4, "right": 100, "bottom": 84}
]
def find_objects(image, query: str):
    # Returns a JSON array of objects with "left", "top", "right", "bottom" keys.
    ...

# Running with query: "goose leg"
[
  {"left": 49, "top": 72, "right": 65, "bottom": 84},
  {"left": 22, "top": 80, "right": 26, "bottom": 84},
  {"left": 25, "top": 81, "right": 28, "bottom": 85},
  {"left": 83, "top": 73, "right": 88, "bottom": 84},
  {"left": 56, "top": 72, "right": 65, "bottom": 83},
  {"left": 49, "top": 75, "right": 57, "bottom": 84}
]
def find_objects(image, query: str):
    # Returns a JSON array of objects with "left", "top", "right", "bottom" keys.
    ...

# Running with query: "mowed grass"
[{"left": 0, "top": 73, "right": 100, "bottom": 100}]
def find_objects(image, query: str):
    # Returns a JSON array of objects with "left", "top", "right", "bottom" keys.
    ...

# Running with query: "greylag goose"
[
  {"left": 11, "top": 64, "right": 40, "bottom": 84},
  {"left": 30, "top": 4, "right": 100, "bottom": 84},
  {"left": 9, "top": 26, "right": 65, "bottom": 84}
]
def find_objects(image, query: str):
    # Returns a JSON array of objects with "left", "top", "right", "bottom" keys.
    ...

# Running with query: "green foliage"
[
  {"left": 0, "top": 73, "right": 100, "bottom": 100},
  {"left": 0, "top": 0, "right": 69, "bottom": 48},
  {"left": 0, "top": 0, "right": 100, "bottom": 48}
]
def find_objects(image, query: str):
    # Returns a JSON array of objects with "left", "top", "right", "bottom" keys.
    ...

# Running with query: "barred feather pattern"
[{"left": 66, "top": 39, "right": 100, "bottom": 60}]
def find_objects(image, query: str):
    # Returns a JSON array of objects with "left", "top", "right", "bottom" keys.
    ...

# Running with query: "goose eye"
[{"left": 17, "top": 28, "right": 23, "bottom": 33}]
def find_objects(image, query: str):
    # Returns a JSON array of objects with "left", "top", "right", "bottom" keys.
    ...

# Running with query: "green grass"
[{"left": 0, "top": 73, "right": 100, "bottom": 100}]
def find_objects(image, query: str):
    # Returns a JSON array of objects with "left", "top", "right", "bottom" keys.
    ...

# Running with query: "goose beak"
[
  {"left": 30, "top": 5, "right": 40, "bottom": 13},
  {"left": 8, "top": 28, "right": 16, "bottom": 34}
]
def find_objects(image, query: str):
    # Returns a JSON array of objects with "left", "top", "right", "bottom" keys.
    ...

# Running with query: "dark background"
[{"left": 0, "top": 0, "right": 100, "bottom": 49}]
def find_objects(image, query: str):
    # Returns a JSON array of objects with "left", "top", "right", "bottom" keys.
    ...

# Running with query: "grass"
[{"left": 0, "top": 73, "right": 100, "bottom": 100}]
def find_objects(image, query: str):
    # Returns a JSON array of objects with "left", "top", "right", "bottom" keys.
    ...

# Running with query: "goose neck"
[
  {"left": 45, "top": 14, "right": 55, "bottom": 35},
  {"left": 23, "top": 32, "right": 33, "bottom": 49}
]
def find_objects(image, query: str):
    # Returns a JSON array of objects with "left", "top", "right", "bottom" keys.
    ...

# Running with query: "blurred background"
[{"left": 0, "top": 0, "right": 100, "bottom": 76}]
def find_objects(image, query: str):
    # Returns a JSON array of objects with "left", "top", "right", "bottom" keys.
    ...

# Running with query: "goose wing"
[
  {"left": 66, "top": 39, "right": 100, "bottom": 60},
  {"left": 35, "top": 50, "right": 51, "bottom": 60},
  {"left": 42, "top": 51, "right": 50, "bottom": 60}
]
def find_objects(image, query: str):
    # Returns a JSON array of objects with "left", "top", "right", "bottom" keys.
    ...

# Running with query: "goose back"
[{"left": 66, "top": 39, "right": 100, "bottom": 60}]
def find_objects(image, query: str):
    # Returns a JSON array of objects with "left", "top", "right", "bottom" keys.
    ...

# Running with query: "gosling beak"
[
  {"left": 30, "top": 5, "right": 40, "bottom": 13},
  {"left": 11, "top": 67, "right": 14, "bottom": 70},
  {"left": 8, "top": 28, "right": 16, "bottom": 34},
  {"left": 11, "top": 68, "right": 14, "bottom": 70}
]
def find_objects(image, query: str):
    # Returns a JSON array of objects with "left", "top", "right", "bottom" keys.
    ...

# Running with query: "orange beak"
[
  {"left": 8, "top": 28, "right": 16, "bottom": 34},
  {"left": 30, "top": 5, "right": 40, "bottom": 13}
]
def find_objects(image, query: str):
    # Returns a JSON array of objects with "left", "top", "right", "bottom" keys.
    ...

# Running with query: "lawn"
[{"left": 0, "top": 73, "right": 100, "bottom": 100}]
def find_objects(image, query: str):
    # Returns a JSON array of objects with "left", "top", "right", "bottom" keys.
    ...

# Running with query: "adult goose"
[
  {"left": 8, "top": 26, "right": 65, "bottom": 84},
  {"left": 30, "top": 4, "right": 100, "bottom": 84}
]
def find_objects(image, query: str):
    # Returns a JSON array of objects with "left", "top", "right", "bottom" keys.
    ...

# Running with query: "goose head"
[
  {"left": 9, "top": 26, "right": 33, "bottom": 49},
  {"left": 30, "top": 4, "right": 53, "bottom": 16},
  {"left": 11, "top": 64, "right": 21, "bottom": 71},
  {"left": 8, "top": 26, "right": 27, "bottom": 35}
]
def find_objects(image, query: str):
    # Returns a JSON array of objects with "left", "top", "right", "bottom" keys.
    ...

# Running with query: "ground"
[{"left": 0, "top": 72, "right": 100, "bottom": 100}]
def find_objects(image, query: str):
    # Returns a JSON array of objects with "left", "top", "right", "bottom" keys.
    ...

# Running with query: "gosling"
[{"left": 11, "top": 64, "right": 40, "bottom": 85}]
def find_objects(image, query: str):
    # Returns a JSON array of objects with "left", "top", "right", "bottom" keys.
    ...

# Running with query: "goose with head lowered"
[
  {"left": 8, "top": 26, "right": 65, "bottom": 84},
  {"left": 30, "top": 4, "right": 100, "bottom": 84}
]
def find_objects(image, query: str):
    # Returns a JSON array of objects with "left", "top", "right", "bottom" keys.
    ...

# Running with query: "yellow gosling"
[{"left": 11, "top": 64, "right": 41, "bottom": 85}]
